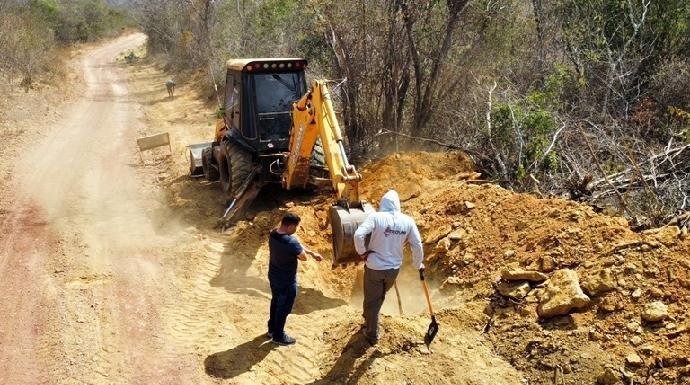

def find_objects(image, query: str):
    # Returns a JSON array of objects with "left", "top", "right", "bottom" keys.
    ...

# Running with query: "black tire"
[
  {"left": 202, "top": 147, "right": 219, "bottom": 181},
  {"left": 219, "top": 140, "right": 253, "bottom": 198},
  {"left": 311, "top": 138, "right": 326, "bottom": 168}
]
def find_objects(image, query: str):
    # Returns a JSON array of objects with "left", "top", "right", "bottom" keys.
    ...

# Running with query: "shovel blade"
[{"left": 424, "top": 315, "right": 439, "bottom": 347}]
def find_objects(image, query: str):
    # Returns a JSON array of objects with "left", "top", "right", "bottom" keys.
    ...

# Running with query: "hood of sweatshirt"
[{"left": 379, "top": 190, "right": 401, "bottom": 213}]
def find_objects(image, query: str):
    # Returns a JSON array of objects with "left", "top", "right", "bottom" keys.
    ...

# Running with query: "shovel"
[{"left": 420, "top": 269, "right": 439, "bottom": 348}]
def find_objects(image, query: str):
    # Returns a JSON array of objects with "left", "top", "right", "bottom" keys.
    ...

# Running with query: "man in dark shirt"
[{"left": 268, "top": 213, "right": 322, "bottom": 345}]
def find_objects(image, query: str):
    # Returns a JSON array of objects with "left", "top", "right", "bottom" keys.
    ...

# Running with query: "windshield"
[{"left": 253, "top": 72, "right": 305, "bottom": 113}]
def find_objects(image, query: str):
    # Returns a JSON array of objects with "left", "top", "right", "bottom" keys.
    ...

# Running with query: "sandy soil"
[{"left": 0, "top": 35, "right": 527, "bottom": 384}]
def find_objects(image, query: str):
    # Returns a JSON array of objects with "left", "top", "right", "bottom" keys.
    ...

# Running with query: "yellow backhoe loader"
[{"left": 188, "top": 58, "right": 373, "bottom": 266}]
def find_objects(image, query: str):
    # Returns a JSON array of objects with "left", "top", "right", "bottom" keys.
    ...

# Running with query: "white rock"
[
  {"left": 537, "top": 269, "right": 591, "bottom": 318},
  {"left": 641, "top": 301, "right": 669, "bottom": 322}
]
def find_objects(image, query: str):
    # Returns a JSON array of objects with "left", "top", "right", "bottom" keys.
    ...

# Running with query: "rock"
[
  {"left": 464, "top": 201, "right": 475, "bottom": 210},
  {"left": 631, "top": 288, "right": 642, "bottom": 299},
  {"left": 540, "top": 255, "right": 556, "bottom": 272},
  {"left": 581, "top": 268, "right": 617, "bottom": 296},
  {"left": 597, "top": 366, "right": 621, "bottom": 385},
  {"left": 625, "top": 353, "right": 644, "bottom": 367},
  {"left": 448, "top": 228, "right": 467, "bottom": 241},
  {"left": 630, "top": 336, "right": 643, "bottom": 346},
  {"left": 616, "top": 277, "right": 628, "bottom": 288},
  {"left": 461, "top": 252, "right": 475, "bottom": 265},
  {"left": 626, "top": 321, "right": 641, "bottom": 333},
  {"left": 501, "top": 269, "right": 548, "bottom": 282},
  {"left": 503, "top": 250, "right": 516, "bottom": 258},
  {"left": 668, "top": 268, "right": 676, "bottom": 281},
  {"left": 638, "top": 344, "right": 656, "bottom": 355},
  {"left": 435, "top": 238, "right": 451, "bottom": 253},
  {"left": 654, "top": 226, "right": 681, "bottom": 246},
  {"left": 424, "top": 224, "right": 452, "bottom": 244},
  {"left": 599, "top": 296, "right": 622, "bottom": 313},
  {"left": 641, "top": 301, "right": 669, "bottom": 322},
  {"left": 648, "top": 287, "right": 664, "bottom": 298},
  {"left": 497, "top": 281, "right": 531, "bottom": 299},
  {"left": 439, "top": 276, "right": 463, "bottom": 291},
  {"left": 537, "top": 269, "right": 591, "bottom": 318}
]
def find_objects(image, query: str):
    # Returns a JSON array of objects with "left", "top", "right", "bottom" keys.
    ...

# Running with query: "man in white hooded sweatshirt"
[{"left": 354, "top": 189, "right": 425, "bottom": 344}]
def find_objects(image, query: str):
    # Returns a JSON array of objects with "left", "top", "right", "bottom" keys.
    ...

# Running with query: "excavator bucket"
[{"left": 329, "top": 203, "right": 375, "bottom": 266}]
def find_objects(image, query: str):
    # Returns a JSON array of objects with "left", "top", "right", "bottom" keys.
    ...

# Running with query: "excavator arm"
[
  {"left": 284, "top": 80, "right": 374, "bottom": 266},
  {"left": 284, "top": 80, "right": 361, "bottom": 206}
]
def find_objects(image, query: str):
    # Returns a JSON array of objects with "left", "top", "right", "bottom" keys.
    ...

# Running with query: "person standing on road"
[
  {"left": 354, "top": 190, "right": 425, "bottom": 345},
  {"left": 267, "top": 213, "right": 323, "bottom": 346}
]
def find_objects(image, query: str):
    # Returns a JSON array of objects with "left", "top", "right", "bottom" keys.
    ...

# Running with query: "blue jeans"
[{"left": 267, "top": 279, "right": 297, "bottom": 340}]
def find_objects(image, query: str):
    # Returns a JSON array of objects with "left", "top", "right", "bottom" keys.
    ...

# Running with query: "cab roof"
[{"left": 226, "top": 58, "right": 307, "bottom": 71}]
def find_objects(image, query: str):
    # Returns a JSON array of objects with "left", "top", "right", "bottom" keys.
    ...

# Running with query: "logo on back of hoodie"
[{"left": 384, "top": 226, "right": 406, "bottom": 237}]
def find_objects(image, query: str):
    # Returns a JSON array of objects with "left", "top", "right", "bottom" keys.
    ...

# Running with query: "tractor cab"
[{"left": 221, "top": 58, "right": 308, "bottom": 154}]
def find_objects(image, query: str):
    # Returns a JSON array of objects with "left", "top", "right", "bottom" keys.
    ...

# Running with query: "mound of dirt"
[
  {"left": 365, "top": 154, "right": 690, "bottom": 385},
  {"left": 359, "top": 151, "right": 477, "bottom": 202},
  {"left": 268, "top": 149, "right": 689, "bottom": 385},
  {"left": 222, "top": 148, "right": 689, "bottom": 384}
]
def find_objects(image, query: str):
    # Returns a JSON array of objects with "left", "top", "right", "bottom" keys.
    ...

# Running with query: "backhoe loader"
[{"left": 188, "top": 58, "right": 373, "bottom": 265}]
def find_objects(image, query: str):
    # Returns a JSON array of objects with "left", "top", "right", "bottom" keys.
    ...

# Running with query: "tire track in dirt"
[{"left": 0, "top": 206, "right": 55, "bottom": 385}]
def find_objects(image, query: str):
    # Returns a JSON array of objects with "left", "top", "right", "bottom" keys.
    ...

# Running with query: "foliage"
[
  {"left": 0, "top": 7, "right": 55, "bottom": 89},
  {"left": 0, "top": 0, "right": 128, "bottom": 89}
]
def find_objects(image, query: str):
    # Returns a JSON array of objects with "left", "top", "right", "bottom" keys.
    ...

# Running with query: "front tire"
[{"left": 219, "top": 141, "right": 253, "bottom": 198}]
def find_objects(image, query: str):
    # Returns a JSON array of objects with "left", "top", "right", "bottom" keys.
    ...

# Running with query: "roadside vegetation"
[{"left": 0, "top": 0, "right": 130, "bottom": 90}]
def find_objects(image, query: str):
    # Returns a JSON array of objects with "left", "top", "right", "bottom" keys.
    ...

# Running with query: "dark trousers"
[
  {"left": 267, "top": 279, "right": 297, "bottom": 340},
  {"left": 363, "top": 266, "right": 400, "bottom": 340}
]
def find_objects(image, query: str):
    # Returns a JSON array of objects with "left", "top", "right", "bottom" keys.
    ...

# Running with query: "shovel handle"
[
  {"left": 393, "top": 281, "right": 403, "bottom": 315},
  {"left": 421, "top": 279, "right": 434, "bottom": 317}
]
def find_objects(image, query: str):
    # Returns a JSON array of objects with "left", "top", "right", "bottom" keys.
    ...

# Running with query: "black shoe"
[
  {"left": 360, "top": 326, "right": 378, "bottom": 345},
  {"left": 365, "top": 335, "right": 378, "bottom": 345},
  {"left": 272, "top": 334, "right": 296, "bottom": 346},
  {"left": 266, "top": 331, "right": 273, "bottom": 339}
]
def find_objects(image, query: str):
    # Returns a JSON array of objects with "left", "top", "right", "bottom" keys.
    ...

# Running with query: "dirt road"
[
  {"left": 0, "top": 35, "right": 525, "bottom": 384},
  {"left": 0, "top": 33, "right": 200, "bottom": 384}
]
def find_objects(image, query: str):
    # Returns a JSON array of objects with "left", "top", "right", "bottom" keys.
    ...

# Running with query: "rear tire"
[{"left": 219, "top": 141, "right": 253, "bottom": 198}]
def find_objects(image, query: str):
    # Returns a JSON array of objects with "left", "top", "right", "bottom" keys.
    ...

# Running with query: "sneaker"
[{"left": 272, "top": 334, "right": 296, "bottom": 346}]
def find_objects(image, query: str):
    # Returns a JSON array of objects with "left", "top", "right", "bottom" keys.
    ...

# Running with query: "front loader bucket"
[
  {"left": 187, "top": 142, "right": 213, "bottom": 176},
  {"left": 329, "top": 203, "right": 375, "bottom": 266}
]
